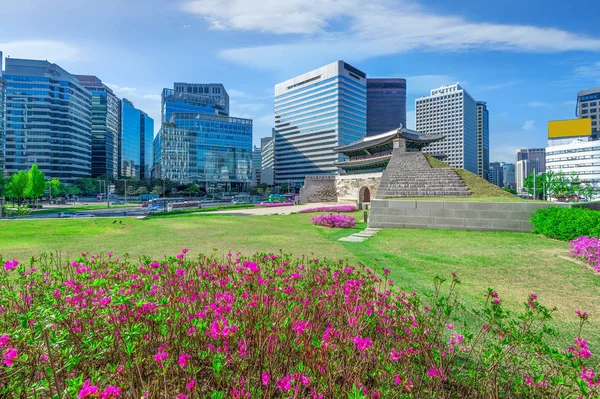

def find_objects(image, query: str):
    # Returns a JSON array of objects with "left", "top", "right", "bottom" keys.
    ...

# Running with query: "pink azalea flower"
[
  {"left": 262, "top": 372, "right": 270, "bottom": 386},
  {"left": 4, "top": 260, "right": 17, "bottom": 271},
  {"left": 99, "top": 386, "right": 121, "bottom": 399},
  {"left": 3, "top": 348, "right": 18, "bottom": 367},
  {"left": 178, "top": 353, "right": 191, "bottom": 368},
  {"left": 186, "top": 379, "right": 195, "bottom": 391},
  {"left": 78, "top": 379, "right": 99, "bottom": 398}
]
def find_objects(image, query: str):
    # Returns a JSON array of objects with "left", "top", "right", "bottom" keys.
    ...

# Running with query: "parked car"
[
  {"left": 57, "top": 212, "right": 77, "bottom": 218},
  {"left": 141, "top": 203, "right": 149, "bottom": 208},
  {"left": 111, "top": 200, "right": 125, "bottom": 205}
]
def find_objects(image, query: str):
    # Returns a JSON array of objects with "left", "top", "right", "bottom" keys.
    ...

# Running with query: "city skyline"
[{"left": 2, "top": 0, "right": 600, "bottom": 163}]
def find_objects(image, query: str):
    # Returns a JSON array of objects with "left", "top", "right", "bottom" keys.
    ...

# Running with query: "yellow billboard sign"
[{"left": 548, "top": 118, "right": 591, "bottom": 138}]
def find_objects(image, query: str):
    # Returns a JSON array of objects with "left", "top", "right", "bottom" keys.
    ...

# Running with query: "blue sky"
[{"left": 2, "top": 0, "right": 600, "bottom": 162}]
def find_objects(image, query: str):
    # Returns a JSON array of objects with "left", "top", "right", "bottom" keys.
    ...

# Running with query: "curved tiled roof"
[{"left": 333, "top": 126, "right": 445, "bottom": 153}]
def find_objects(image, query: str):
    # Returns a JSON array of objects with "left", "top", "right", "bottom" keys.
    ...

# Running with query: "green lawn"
[{"left": 0, "top": 211, "right": 597, "bottom": 351}]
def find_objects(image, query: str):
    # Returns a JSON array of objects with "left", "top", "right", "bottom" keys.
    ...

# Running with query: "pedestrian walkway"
[{"left": 338, "top": 228, "right": 381, "bottom": 242}]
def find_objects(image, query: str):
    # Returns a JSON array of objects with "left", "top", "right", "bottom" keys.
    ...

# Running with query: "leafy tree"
[
  {"left": 6, "top": 171, "right": 29, "bottom": 206},
  {"left": 152, "top": 185, "right": 163, "bottom": 195},
  {"left": 64, "top": 186, "right": 81, "bottom": 197},
  {"left": 187, "top": 184, "right": 201, "bottom": 197},
  {"left": 280, "top": 183, "right": 289, "bottom": 193},
  {"left": 75, "top": 178, "right": 101, "bottom": 196},
  {"left": 578, "top": 184, "right": 595, "bottom": 201},
  {"left": 46, "top": 178, "right": 64, "bottom": 198},
  {"left": 26, "top": 164, "right": 46, "bottom": 204},
  {"left": 135, "top": 186, "right": 148, "bottom": 196}
]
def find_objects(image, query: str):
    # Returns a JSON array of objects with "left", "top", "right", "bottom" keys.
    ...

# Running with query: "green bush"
[{"left": 531, "top": 206, "right": 600, "bottom": 240}]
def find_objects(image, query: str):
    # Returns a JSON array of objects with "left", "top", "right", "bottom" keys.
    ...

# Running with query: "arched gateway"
[{"left": 359, "top": 186, "right": 371, "bottom": 203}]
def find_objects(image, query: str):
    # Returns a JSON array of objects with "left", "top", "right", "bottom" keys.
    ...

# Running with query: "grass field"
[{"left": 1, "top": 211, "right": 598, "bottom": 351}]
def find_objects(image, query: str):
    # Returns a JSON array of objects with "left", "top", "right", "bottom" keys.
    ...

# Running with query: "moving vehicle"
[{"left": 57, "top": 212, "right": 77, "bottom": 218}]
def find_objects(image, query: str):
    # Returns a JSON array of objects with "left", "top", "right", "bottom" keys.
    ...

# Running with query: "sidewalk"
[{"left": 203, "top": 202, "right": 336, "bottom": 216}]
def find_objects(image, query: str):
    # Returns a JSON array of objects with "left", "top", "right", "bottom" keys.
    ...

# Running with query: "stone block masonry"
[{"left": 369, "top": 200, "right": 570, "bottom": 232}]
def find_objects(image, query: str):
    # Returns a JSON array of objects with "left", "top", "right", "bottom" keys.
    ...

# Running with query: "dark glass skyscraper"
[
  {"left": 476, "top": 101, "right": 490, "bottom": 180},
  {"left": 366, "top": 78, "right": 406, "bottom": 136},
  {"left": 120, "top": 99, "right": 142, "bottom": 177},
  {"left": 140, "top": 112, "right": 154, "bottom": 179},
  {"left": 75, "top": 75, "right": 119, "bottom": 178},
  {"left": 3, "top": 58, "right": 92, "bottom": 184}
]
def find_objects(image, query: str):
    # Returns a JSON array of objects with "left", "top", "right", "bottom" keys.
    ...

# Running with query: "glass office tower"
[
  {"left": 155, "top": 113, "right": 252, "bottom": 191},
  {"left": 366, "top": 78, "right": 407, "bottom": 136},
  {"left": 141, "top": 112, "right": 154, "bottom": 179},
  {"left": 155, "top": 82, "right": 252, "bottom": 192},
  {"left": 120, "top": 99, "right": 142, "bottom": 177},
  {"left": 162, "top": 83, "right": 229, "bottom": 123},
  {"left": 75, "top": 75, "right": 119, "bottom": 178},
  {"left": 3, "top": 58, "right": 92, "bottom": 184},
  {"left": 274, "top": 60, "right": 367, "bottom": 188},
  {"left": 476, "top": 101, "right": 490, "bottom": 180}
]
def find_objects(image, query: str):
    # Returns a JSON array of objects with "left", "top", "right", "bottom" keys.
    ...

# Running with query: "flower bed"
[
  {"left": 311, "top": 214, "right": 356, "bottom": 228},
  {"left": 255, "top": 201, "right": 295, "bottom": 207},
  {"left": 1, "top": 252, "right": 599, "bottom": 398},
  {"left": 299, "top": 205, "right": 357, "bottom": 213},
  {"left": 570, "top": 236, "right": 600, "bottom": 273}
]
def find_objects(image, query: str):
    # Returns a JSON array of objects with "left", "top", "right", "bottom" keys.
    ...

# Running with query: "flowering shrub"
[
  {"left": 311, "top": 214, "right": 356, "bottom": 228},
  {"left": 1, "top": 252, "right": 599, "bottom": 398},
  {"left": 299, "top": 205, "right": 358, "bottom": 213},
  {"left": 256, "top": 201, "right": 295, "bottom": 207},
  {"left": 570, "top": 236, "right": 600, "bottom": 273}
]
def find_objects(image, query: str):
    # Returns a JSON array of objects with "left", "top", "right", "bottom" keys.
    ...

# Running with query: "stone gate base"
[{"left": 368, "top": 199, "right": 570, "bottom": 232}]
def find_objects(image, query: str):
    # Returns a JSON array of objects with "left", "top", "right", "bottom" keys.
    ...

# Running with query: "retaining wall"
[{"left": 368, "top": 199, "right": 570, "bottom": 232}]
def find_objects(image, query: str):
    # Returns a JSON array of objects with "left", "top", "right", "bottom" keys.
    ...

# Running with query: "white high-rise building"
[
  {"left": 274, "top": 61, "right": 367, "bottom": 188},
  {"left": 416, "top": 84, "right": 477, "bottom": 173},
  {"left": 516, "top": 159, "right": 541, "bottom": 194}
]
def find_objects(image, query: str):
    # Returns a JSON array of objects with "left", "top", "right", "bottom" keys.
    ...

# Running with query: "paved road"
[{"left": 203, "top": 202, "right": 336, "bottom": 216}]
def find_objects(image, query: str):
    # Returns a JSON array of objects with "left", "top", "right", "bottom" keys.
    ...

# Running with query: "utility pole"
[
  {"left": 106, "top": 178, "right": 110, "bottom": 208},
  {"left": 124, "top": 179, "right": 127, "bottom": 204}
]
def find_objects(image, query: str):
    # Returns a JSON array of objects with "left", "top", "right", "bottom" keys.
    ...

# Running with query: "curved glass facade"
[
  {"left": 274, "top": 61, "right": 367, "bottom": 187},
  {"left": 4, "top": 58, "right": 92, "bottom": 183}
]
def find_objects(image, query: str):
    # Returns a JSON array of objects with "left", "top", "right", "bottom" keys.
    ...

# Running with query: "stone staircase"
[{"left": 376, "top": 149, "right": 472, "bottom": 198}]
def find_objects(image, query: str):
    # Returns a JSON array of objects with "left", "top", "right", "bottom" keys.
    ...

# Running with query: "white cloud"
[
  {"left": 522, "top": 120, "right": 535, "bottom": 131},
  {"left": 490, "top": 145, "right": 520, "bottom": 163},
  {"left": 143, "top": 94, "right": 162, "bottom": 101},
  {"left": 573, "top": 61, "right": 600, "bottom": 81},
  {"left": 233, "top": 102, "right": 266, "bottom": 113},
  {"left": 181, "top": 0, "right": 600, "bottom": 70},
  {"left": 405, "top": 75, "right": 456, "bottom": 94},
  {"left": 527, "top": 101, "right": 549, "bottom": 108},
  {"left": 474, "top": 81, "right": 521, "bottom": 92},
  {"left": 106, "top": 83, "right": 139, "bottom": 96},
  {"left": 228, "top": 89, "right": 251, "bottom": 98},
  {"left": 0, "top": 40, "right": 82, "bottom": 63}
]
